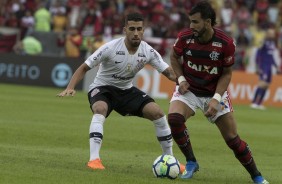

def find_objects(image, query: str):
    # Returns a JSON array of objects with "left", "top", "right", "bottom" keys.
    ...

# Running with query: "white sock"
[
  {"left": 153, "top": 116, "right": 173, "bottom": 155},
  {"left": 89, "top": 114, "right": 105, "bottom": 161}
]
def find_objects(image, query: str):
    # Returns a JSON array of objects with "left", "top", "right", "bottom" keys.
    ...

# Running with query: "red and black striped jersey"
[{"left": 173, "top": 28, "right": 236, "bottom": 96}]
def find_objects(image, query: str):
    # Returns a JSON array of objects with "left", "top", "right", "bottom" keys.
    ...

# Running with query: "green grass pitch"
[{"left": 0, "top": 83, "right": 281, "bottom": 184}]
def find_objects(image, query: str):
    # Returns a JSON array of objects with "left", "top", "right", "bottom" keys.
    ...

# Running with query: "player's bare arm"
[
  {"left": 170, "top": 50, "right": 189, "bottom": 94},
  {"left": 57, "top": 63, "right": 91, "bottom": 97},
  {"left": 162, "top": 67, "right": 177, "bottom": 82},
  {"left": 204, "top": 66, "right": 232, "bottom": 118}
]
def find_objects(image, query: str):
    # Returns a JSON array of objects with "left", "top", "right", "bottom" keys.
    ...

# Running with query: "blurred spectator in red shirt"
[
  {"left": 0, "top": 5, "right": 6, "bottom": 26},
  {"left": 6, "top": 12, "right": 19, "bottom": 28},
  {"left": 254, "top": 0, "right": 269, "bottom": 28},
  {"left": 235, "top": 5, "right": 252, "bottom": 30},
  {"left": 24, "top": 0, "right": 38, "bottom": 13},
  {"left": 64, "top": 26, "right": 82, "bottom": 58}
]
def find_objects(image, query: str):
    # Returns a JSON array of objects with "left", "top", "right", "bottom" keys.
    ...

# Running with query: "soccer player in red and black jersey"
[{"left": 167, "top": 1, "right": 269, "bottom": 184}]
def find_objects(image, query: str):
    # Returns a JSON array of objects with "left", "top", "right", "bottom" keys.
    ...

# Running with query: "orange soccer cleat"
[
  {"left": 87, "top": 158, "right": 105, "bottom": 170},
  {"left": 179, "top": 163, "right": 185, "bottom": 174}
]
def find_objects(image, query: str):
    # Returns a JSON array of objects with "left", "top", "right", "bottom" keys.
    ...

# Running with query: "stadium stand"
[{"left": 0, "top": 0, "right": 281, "bottom": 71}]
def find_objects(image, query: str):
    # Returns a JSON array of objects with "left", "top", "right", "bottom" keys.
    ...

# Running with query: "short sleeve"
[
  {"left": 223, "top": 38, "right": 236, "bottom": 67},
  {"left": 85, "top": 44, "right": 110, "bottom": 68},
  {"left": 173, "top": 34, "right": 184, "bottom": 56},
  {"left": 148, "top": 48, "right": 169, "bottom": 73}
]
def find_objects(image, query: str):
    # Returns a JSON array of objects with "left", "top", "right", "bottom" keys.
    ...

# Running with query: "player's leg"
[
  {"left": 251, "top": 73, "right": 270, "bottom": 109},
  {"left": 142, "top": 101, "right": 173, "bottom": 156},
  {"left": 87, "top": 88, "right": 113, "bottom": 170},
  {"left": 117, "top": 87, "right": 173, "bottom": 156},
  {"left": 215, "top": 113, "right": 268, "bottom": 183},
  {"left": 142, "top": 101, "right": 186, "bottom": 174},
  {"left": 87, "top": 100, "right": 108, "bottom": 169},
  {"left": 168, "top": 100, "right": 196, "bottom": 162},
  {"left": 256, "top": 80, "right": 269, "bottom": 107},
  {"left": 168, "top": 100, "right": 199, "bottom": 179},
  {"left": 167, "top": 88, "right": 200, "bottom": 179}
]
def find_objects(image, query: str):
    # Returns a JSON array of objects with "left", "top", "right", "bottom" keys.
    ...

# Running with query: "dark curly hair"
[
  {"left": 125, "top": 12, "right": 144, "bottom": 25},
  {"left": 189, "top": 1, "right": 217, "bottom": 26}
]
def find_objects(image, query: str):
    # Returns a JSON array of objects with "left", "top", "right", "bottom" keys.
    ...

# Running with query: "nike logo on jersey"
[
  {"left": 138, "top": 53, "right": 146, "bottom": 57},
  {"left": 142, "top": 94, "right": 147, "bottom": 97},
  {"left": 115, "top": 61, "right": 123, "bottom": 64}
]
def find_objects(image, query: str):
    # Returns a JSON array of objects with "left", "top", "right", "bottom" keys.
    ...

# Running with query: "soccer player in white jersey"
[{"left": 57, "top": 12, "right": 184, "bottom": 171}]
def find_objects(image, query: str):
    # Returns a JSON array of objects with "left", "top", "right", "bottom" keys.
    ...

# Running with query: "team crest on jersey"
[
  {"left": 209, "top": 51, "right": 220, "bottom": 61},
  {"left": 212, "top": 42, "right": 222, "bottom": 48},
  {"left": 127, "top": 64, "right": 132, "bottom": 72},
  {"left": 134, "top": 59, "right": 146, "bottom": 72},
  {"left": 91, "top": 88, "right": 100, "bottom": 97},
  {"left": 116, "top": 51, "right": 125, "bottom": 55}
]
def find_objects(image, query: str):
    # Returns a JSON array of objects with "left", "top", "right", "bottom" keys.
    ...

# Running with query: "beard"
[
  {"left": 131, "top": 39, "right": 141, "bottom": 47},
  {"left": 193, "top": 27, "right": 206, "bottom": 38}
]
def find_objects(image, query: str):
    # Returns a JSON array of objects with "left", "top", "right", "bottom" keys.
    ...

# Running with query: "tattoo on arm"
[{"left": 162, "top": 67, "right": 176, "bottom": 82}]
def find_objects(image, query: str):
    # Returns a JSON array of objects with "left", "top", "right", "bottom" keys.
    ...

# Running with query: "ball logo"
[{"left": 51, "top": 63, "right": 72, "bottom": 87}]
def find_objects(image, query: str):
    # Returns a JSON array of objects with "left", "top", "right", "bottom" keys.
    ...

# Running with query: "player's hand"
[
  {"left": 56, "top": 89, "right": 76, "bottom": 97},
  {"left": 204, "top": 99, "right": 219, "bottom": 118},
  {"left": 178, "top": 81, "right": 189, "bottom": 95}
]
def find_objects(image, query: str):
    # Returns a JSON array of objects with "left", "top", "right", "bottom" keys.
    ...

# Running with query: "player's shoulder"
[
  {"left": 140, "top": 40, "right": 153, "bottom": 48},
  {"left": 139, "top": 40, "right": 156, "bottom": 53},
  {"left": 177, "top": 28, "right": 194, "bottom": 40},
  {"left": 105, "top": 37, "right": 124, "bottom": 48},
  {"left": 213, "top": 28, "right": 234, "bottom": 44},
  {"left": 102, "top": 37, "right": 127, "bottom": 54}
]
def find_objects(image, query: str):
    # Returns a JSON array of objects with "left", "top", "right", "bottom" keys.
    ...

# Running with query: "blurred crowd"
[{"left": 0, "top": 0, "right": 282, "bottom": 71}]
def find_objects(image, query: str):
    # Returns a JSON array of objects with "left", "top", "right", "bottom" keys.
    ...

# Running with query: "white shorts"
[{"left": 170, "top": 86, "right": 233, "bottom": 123}]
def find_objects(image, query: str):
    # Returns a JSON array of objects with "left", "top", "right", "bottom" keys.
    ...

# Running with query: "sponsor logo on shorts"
[
  {"left": 220, "top": 100, "right": 228, "bottom": 110},
  {"left": 91, "top": 88, "right": 100, "bottom": 97}
]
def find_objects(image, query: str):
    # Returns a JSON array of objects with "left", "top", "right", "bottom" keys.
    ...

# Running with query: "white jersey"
[{"left": 85, "top": 37, "right": 169, "bottom": 91}]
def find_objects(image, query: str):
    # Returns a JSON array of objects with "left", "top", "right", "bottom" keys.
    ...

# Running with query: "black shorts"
[{"left": 88, "top": 85, "right": 155, "bottom": 117}]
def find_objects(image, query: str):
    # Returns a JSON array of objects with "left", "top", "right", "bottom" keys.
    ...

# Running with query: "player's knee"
[
  {"left": 153, "top": 115, "right": 168, "bottom": 127},
  {"left": 151, "top": 112, "right": 165, "bottom": 121},
  {"left": 168, "top": 113, "right": 185, "bottom": 127},
  {"left": 92, "top": 103, "right": 108, "bottom": 115},
  {"left": 143, "top": 106, "right": 165, "bottom": 120}
]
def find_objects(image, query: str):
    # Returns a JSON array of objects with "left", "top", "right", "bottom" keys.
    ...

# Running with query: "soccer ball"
[{"left": 152, "top": 154, "right": 180, "bottom": 179}]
